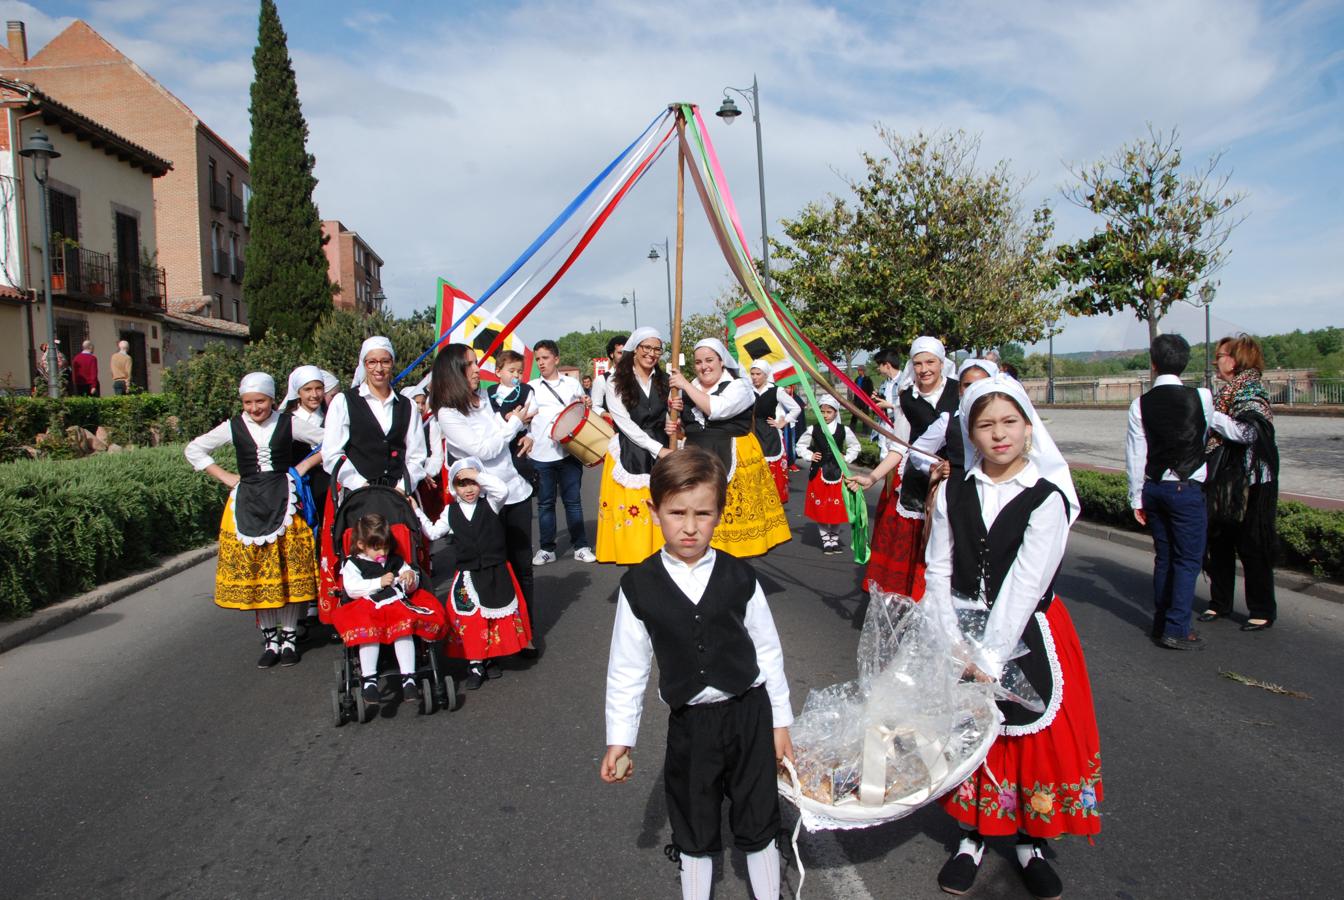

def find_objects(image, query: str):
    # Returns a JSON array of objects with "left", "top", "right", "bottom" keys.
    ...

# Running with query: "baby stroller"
[{"left": 323, "top": 484, "right": 459, "bottom": 724}]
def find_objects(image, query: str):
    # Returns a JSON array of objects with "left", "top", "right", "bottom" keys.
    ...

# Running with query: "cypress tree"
[{"left": 243, "top": 0, "right": 333, "bottom": 342}]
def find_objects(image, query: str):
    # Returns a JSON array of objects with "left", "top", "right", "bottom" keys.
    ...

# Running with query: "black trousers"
[
  {"left": 1205, "top": 484, "right": 1277, "bottom": 621},
  {"left": 500, "top": 498, "right": 535, "bottom": 617},
  {"left": 664, "top": 686, "right": 780, "bottom": 856}
]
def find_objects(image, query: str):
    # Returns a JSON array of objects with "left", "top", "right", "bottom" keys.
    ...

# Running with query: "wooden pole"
[{"left": 668, "top": 106, "right": 688, "bottom": 424}]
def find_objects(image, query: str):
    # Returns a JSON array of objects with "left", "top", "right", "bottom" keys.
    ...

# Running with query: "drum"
[{"left": 549, "top": 400, "right": 614, "bottom": 467}]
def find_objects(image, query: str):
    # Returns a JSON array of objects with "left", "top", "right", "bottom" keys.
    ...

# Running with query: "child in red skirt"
[
  {"left": 794, "top": 394, "right": 859, "bottom": 554},
  {"left": 417, "top": 457, "right": 533, "bottom": 691},
  {"left": 334, "top": 513, "right": 447, "bottom": 706},
  {"left": 924, "top": 373, "right": 1099, "bottom": 900}
]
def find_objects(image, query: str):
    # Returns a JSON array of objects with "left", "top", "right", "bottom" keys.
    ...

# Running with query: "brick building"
[
  {"left": 1, "top": 19, "right": 253, "bottom": 341},
  {"left": 321, "top": 220, "right": 384, "bottom": 314}
]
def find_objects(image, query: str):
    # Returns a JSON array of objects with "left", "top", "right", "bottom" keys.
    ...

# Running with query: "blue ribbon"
[{"left": 393, "top": 108, "right": 670, "bottom": 385}]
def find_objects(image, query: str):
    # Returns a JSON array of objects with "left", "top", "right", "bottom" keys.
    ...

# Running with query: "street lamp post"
[
  {"left": 621, "top": 290, "right": 638, "bottom": 329},
  {"left": 1047, "top": 320, "right": 1058, "bottom": 405},
  {"left": 716, "top": 75, "right": 772, "bottom": 294},
  {"left": 19, "top": 130, "right": 61, "bottom": 398},
  {"left": 648, "top": 239, "right": 673, "bottom": 337}
]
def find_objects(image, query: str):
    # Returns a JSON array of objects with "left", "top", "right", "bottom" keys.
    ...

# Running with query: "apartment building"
[{"left": 321, "top": 220, "right": 385, "bottom": 314}]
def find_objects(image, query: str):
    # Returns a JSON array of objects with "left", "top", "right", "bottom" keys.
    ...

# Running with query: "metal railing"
[
  {"left": 228, "top": 192, "right": 243, "bottom": 222},
  {"left": 114, "top": 261, "right": 167, "bottom": 311},
  {"left": 209, "top": 180, "right": 226, "bottom": 211},
  {"left": 1029, "top": 374, "right": 1344, "bottom": 406},
  {"left": 51, "top": 245, "right": 113, "bottom": 298},
  {"left": 231, "top": 257, "right": 245, "bottom": 283}
]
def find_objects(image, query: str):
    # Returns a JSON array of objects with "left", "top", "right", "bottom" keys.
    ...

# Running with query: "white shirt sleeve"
[
  {"left": 910, "top": 414, "right": 950, "bottom": 474},
  {"left": 1211, "top": 410, "right": 1256, "bottom": 444},
  {"left": 980, "top": 491, "right": 1071, "bottom": 674},
  {"left": 416, "top": 505, "right": 453, "bottom": 541},
  {"left": 776, "top": 389, "right": 801, "bottom": 426},
  {"left": 290, "top": 415, "right": 325, "bottom": 458},
  {"left": 743, "top": 582, "right": 794, "bottom": 728},
  {"left": 321, "top": 392, "right": 367, "bottom": 490},
  {"left": 424, "top": 417, "right": 444, "bottom": 479},
  {"left": 842, "top": 425, "right": 861, "bottom": 463},
  {"left": 605, "top": 590, "right": 655, "bottom": 748},
  {"left": 590, "top": 375, "right": 607, "bottom": 414},
  {"left": 478, "top": 470, "right": 509, "bottom": 512},
  {"left": 794, "top": 428, "right": 813, "bottom": 458},
  {"left": 402, "top": 407, "right": 427, "bottom": 490},
  {"left": 1124, "top": 397, "right": 1146, "bottom": 509},
  {"left": 438, "top": 403, "right": 522, "bottom": 462},
  {"left": 185, "top": 420, "right": 233, "bottom": 471},
  {"left": 707, "top": 377, "right": 755, "bottom": 419},
  {"left": 920, "top": 483, "right": 961, "bottom": 643},
  {"left": 340, "top": 558, "right": 383, "bottom": 599},
  {"left": 605, "top": 381, "right": 667, "bottom": 457}
]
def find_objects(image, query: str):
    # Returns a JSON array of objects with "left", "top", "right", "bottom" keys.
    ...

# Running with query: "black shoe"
[
  {"left": 518, "top": 642, "right": 541, "bottom": 660},
  {"left": 401, "top": 678, "right": 420, "bottom": 703},
  {"left": 485, "top": 658, "right": 504, "bottom": 680},
  {"left": 1241, "top": 619, "right": 1274, "bottom": 632},
  {"left": 1196, "top": 610, "right": 1221, "bottom": 623},
  {"left": 361, "top": 680, "right": 381, "bottom": 706},
  {"left": 1157, "top": 632, "right": 1205, "bottom": 651},
  {"left": 937, "top": 832, "right": 983, "bottom": 895},
  {"left": 466, "top": 664, "right": 486, "bottom": 691},
  {"left": 256, "top": 629, "right": 280, "bottom": 668},
  {"left": 278, "top": 632, "right": 300, "bottom": 667},
  {"left": 1018, "top": 841, "right": 1062, "bottom": 900}
]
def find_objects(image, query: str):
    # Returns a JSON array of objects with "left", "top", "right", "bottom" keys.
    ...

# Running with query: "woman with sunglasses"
[{"left": 596, "top": 327, "right": 674, "bottom": 564}]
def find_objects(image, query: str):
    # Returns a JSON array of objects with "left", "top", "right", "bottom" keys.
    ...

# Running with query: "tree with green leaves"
[
  {"left": 771, "top": 128, "right": 1059, "bottom": 355},
  {"left": 243, "top": 0, "right": 334, "bottom": 342},
  {"left": 1055, "top": 126, "right": 1246, "bottom": 345}
]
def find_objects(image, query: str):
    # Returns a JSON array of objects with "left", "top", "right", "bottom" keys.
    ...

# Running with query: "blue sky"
[{"left": 8, "top": 0, "right": 1342, "bottom": 355}]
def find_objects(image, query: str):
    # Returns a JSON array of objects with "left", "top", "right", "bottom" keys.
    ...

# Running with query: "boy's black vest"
[
  {"left": 944, "top": 412, "right": 965, "bottom": 476},
  {"left": 447, "top": 501, "right": 516, "bottom": 613},
  {"left": 807, "top": 421, "right": 846, "bottom": 482},
  {"left": 898, "top": 382, "right": 958, "bottom": 513},
  {"left": 620, "top": 552, "right": 761, "bottom": 709},
  {"left": 946, "top": 474, "right": 1068, "bottom": 730},
  {"left": 1139, "top": 384, "right": 1206, "bottom": 481},
  {"left": 681, "top": 380, "right": 753, "bottom": 472},
  {"left": 345, "top": 552, "right": 407, "bottom": 604},
  {"left": 230, "top": 413, "right": 295, "bottom": 539},
  {"left": 611, "top": 375, "right": 670, "bottom": 476},
  {"left": 341, "top": 387, "right": 411, "bottom": 486},
  {"left": 489, "top": 382, "right": 535, "bottom": 484},
  {"left": 752, "top": 385, "right": 782, "bottom": 458}
]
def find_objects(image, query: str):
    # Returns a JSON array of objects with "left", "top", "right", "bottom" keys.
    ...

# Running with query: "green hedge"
[
  {"left": 1071, "top": 468, "right": 1344, "bottom": 579},
  {"left": 0, "top": 445, "right": 229, "bottom": 618},
  {"left": 0, "top": 394, "right": 186, "bottom": 461}
]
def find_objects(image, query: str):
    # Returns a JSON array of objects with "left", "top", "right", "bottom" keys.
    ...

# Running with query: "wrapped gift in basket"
[{"left": 778, "top": 587, "right": 1042, "bottom": 893}]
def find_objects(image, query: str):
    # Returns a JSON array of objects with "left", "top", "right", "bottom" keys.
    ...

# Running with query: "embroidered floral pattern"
[{"left": 949, "top": 752, "right": 1102, "bottom": 829}]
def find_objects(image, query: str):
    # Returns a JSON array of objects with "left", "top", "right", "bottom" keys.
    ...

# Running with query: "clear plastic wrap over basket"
[{"left": 778, "top": 587, "right": 1036, "bottom": 832}]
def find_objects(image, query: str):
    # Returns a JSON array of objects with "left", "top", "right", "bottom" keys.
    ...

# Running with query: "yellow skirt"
[
  {"left": 595, "top": 452, "right": 663, "bottom": 565},
  {"left": 214, "top": 496, "right": 317, "bottom": 610},
  {"left": 712, "top": 434, "right": 792, "bottom": 557}
]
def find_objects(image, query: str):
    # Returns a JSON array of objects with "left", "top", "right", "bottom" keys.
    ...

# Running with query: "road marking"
[{"left": 786, "top": 828, "right": 877, "bottom": 900}]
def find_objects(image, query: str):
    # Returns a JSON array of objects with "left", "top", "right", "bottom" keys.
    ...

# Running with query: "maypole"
[{"left": 668, "top": 102, "right": 690, "bottom": 423}]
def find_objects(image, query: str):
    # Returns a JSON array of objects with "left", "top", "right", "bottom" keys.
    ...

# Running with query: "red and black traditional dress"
[
  {"left": 442, "top": 493, "right": 532, "bottom": 660},
  {"left": 928, "top": 464, "right": 1102, "bottom": 839},
  {"left": 332, "top": 551, "right": 447, "bottom": 646},
  {"left": 750, "top": 381, "right": 798, "bottom": 505},
  {"left": 797, "top": 418, "right": 860, "bottom": 525},
  {"left": 865, "top": 381, "right": 958, "bottom": 598}
]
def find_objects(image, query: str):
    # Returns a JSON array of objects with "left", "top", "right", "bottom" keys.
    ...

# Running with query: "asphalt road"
[{"left": 3, "top": 469, "right": 1342, "bottom": 899}]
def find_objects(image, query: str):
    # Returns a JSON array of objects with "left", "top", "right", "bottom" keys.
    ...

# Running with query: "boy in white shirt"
[{"left": 527, "top": 339, "right": 596, "bottom": 564}]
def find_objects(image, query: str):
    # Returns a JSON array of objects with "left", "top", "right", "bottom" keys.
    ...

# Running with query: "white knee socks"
[
  {"left": 358, "top": 644, "right": 380, "bottom": 678},
  {"left": 680, "top": 853, "right": 713, "bottom": 900},
  {"left": 276, "top": 602, "right": 300, "bottom": 630},
  {"left": 746, "top": 844, "right": 781, "bottom": 899},
  {"left": 392, "top": 637, "right": 415, "bottom": 675},
  {"left": 257, "top": 608, "right": 279, "bottom": 629}
]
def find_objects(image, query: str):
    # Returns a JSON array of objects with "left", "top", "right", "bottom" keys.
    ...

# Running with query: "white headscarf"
[
  {"left": 956, "top": 358, "right": 1000, "bottom": 380},
  {"left": 816, "top": 393, "right": 842, "bottom": 412},
  {"left": 447, "top": 456, "right": 486, "bottom": 500},
  {"left": 624, "top": 326, "right": 663, "bottom": 353},
  {"left": 238, "top": 371, "right": 276, "bottom": 399},
  {"left": 320, "top": 369, "right": 340, "bottom": 393},
  {"left": 283, "top": 365, "right": 325, "bottom": 407},
  {"left": 897, "top": 336, "right": 957, "bottom": 392},
  {"left": 748, "top": 359, "right": 774, "bottom": 383},
  {"left": 400, "top": 384, "right": 427, "bottom": 402},
  {"left": 958, "top": 373, "right": 1079, "bottom": 523},
  {"left": 352, "top": 336, "right": 395, "bottom": 387},
  {"left": 693, "top": 337, "right": 740, "bottom": 374}
]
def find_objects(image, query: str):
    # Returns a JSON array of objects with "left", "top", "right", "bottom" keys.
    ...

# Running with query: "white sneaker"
[
  {"left": 573, "top": 546, "right": 597, "bottom": 563},
  {"left": 532, "top": 549, "right": 557, "bottom": 566}
]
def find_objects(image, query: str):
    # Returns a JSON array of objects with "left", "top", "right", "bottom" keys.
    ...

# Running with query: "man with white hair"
[
  {"left": 71, "top": 340, "right": 100, "bottom": 396},
  {"left": 111, "top": 340, "right": 133, "bottom": 395}
]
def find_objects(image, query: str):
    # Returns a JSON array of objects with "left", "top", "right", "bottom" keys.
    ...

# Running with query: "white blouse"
[
  {"left": 418, "top": 470, "right": 509, "bottom": 540},
  {"left": 605, "top": 372, "right": 667, "bottom": 458},
  {"left": 756, "top": 384, "right": 801, "bottom": 427},
  {"left": 435, "top": 391, "right": 532, "bottom": 505},
  {"left": 688, "top": 373, "right": 754, "bottom": 427},
  {"left": 185, "top": 411, "right": 325, "bottom": 472},
  {"left": 321, "top": 384, "right": 428, "bottom": 491},
  {"left": 794, "top": 418, "right": 861, "bottom": 463},
  {"left": 923, "top": 460, "right": 1070, "bottom": 676}
]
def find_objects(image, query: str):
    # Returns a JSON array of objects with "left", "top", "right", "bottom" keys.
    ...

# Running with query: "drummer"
[
  {"left": 527, "top": 339, "right": 597, "bottom": 565},
  {"left": 667, "top": 338, "right": 791, "bottom": 556},
  {"left": 595, "top": 326, "right": 673, "bottom": 564}
]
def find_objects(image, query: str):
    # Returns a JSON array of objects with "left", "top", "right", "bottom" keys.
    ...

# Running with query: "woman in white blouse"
[
  {"left": 667, "top": 338, "right": 791, "bottom": 556},
  {"left": 185, "top": 372, "right": 326, "bottom": 669}
]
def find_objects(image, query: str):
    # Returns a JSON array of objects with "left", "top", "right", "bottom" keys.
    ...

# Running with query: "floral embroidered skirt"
[
  {"left": 444, "top": 563, "right": 532, "bottom": 660},
  {"left": 214, "top": 497, "right": 317, "bottom": 611},
  {"left": 712, "top": 434, "right": 792, "bottom": 558},
  {"left": 768, "top": 456, "right": 790, "bottom": 504},
  {"left": 595, "top": 452, "right": 664, "bottom": 565},
  {"left": 941, "top": 599, "right": 1103, "bottom": 838},
  {"left": 330, "top": 589, "right": 447, "bottom": 647},
  {"left": 803, "top": 473, "right": 848, "bottom": 525},
  {"left": 864, "top": 484, "right": 926, "bottom": 599}
]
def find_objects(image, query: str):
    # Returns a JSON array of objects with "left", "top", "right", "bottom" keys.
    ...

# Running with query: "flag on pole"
[
  {"left": 434, "top": 278, "right": 532, "bottom": 383},
  {"left": 726, "top": 300, "right": 811, "bottom": 387}
]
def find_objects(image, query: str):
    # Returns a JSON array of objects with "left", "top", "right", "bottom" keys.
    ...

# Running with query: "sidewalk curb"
[
  {"left": 1072, "top": 520, "right": 1344, "bottom": 604},
  {"left": 0, "top": 544, "right": 218, "bottom": 655}
]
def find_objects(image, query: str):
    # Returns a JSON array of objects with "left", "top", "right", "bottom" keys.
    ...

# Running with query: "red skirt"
[
  {"left": 941, "top": 599, "right": 1103, "bottom": 838},
  {"left": 330, "top": 588, "right": 447, "bottom": 647},
  {"left": 444, "top": 563, "right": 533, "bottom": 661},
  {"left": 804, "top": 475, "right": 847, "bottom": 525},
  {"left": 864, "top": 489, "right": 926, "bottom": 599},
  {"left": 768, "top": 457, "right": 790, "bottom": 504}
]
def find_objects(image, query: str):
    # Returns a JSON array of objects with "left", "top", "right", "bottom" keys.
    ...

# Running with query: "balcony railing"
[
  {"left": 228, "top": 192, "right": 244, "bottom": 222},
  {"left": 114, "top": 261, "right": 167, "bottom": 312},
  {"left": 209, "top": 179, "right": 226, "bottom": 211},
  {"left": 231, "top": 256, "right": 245, "bottom": 283},
  {"left": 212, "top": 248, "right": 227, "bottom": 276},
  {"left": 50, "top": 245, "right": 113, "bottom": 299}
]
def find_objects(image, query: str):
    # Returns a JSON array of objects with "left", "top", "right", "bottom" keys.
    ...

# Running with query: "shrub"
[
  {"left": 1070, "top": 467, "right": 1344, "bottom": 579},
  {"left": 0, "top": 445, "right": 230, "bottom": 618},
  {"left": 0, "top": 394, "right": 186, "bottom": 461},
  {"left": 856, "top": 437, "right": 882, "bottom": 469}
]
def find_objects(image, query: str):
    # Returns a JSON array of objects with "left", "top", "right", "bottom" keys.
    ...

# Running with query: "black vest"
[
  {"left": 620, "top": 552, "right": 761, "bottom": 709},
  {"left": 613, "top": 375, "right": 670, "bottom": 476},
  {"left": 446, "top": 501, "right": 516, "bottom": 613},
  {"left": 345, "top": 552, "right": 407, "bottom": 604},
  {"left": 229, "top": 414, "right": 295, "bottom": 539},
  {"left": 341, "top": 387, "right": 411, "bottom": 486},
  {"left": 231, "top": 413, "right": 294, "bottom": 478},
  {"left": 945, "top": 412, "right": 965, "bottom": 475},
  {"left": 946, "top": 474, "right": 1068, "bottom": 729},
  {"left": 682, "top": 380, "right": 754, "bottom": 472},
  {"left": 807, "top": 421, "right": 846, "bottom": 482},
  {"left": 1139, "top": 384, "right": 1207, "bottom": 481},
  {"left": 752, "top": 386, "right": 782, "bottom": 458},
  {"left": 489, "top": 383, "right": 534, "bottom": 482},
  {"left": 898, "top": 383, "right": 958, "bottom": 512}
]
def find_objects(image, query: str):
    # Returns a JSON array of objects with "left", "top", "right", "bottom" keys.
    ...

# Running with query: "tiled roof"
[{"left": 162, "top": 311, "right": 250, "bottom": 338}]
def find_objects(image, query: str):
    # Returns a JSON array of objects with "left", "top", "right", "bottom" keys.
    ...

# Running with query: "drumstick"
[{"left": 668, "top": 105, "right": 687, "bottom": 424}]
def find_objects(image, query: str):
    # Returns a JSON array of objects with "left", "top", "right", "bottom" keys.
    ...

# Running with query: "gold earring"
[{"left": 1024, "top": 435, "right": 1033, "bottom": 454}]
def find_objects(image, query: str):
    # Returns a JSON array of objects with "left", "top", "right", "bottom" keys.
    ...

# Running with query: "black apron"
[
  {"left": 230, "top": 414, "right": 295, "bottom": 541},
  {"left": 898, "top": 383, "right": 958, "bottom": 514},
  {"left": 752, "top": 385, "right": 782, "bottom": 458},
  {"left": 806, "top": 421, "right": 845, "bottom": 483},
  {"left": 681, "top": 379, "right": 753, "bottom": 472},
  {"left": 448, "top": 502, "right": 517, "bottom": 616},
  {"left": 613, "top": 375, "right": 670, "bottom": 476}
]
